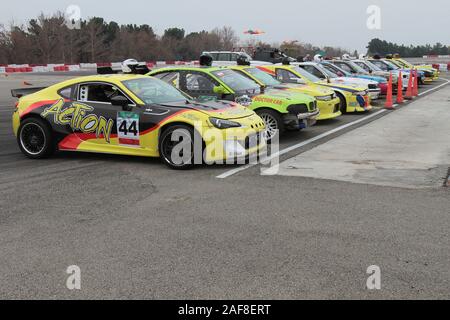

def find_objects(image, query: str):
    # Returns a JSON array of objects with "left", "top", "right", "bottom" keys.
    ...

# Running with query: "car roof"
[{"left": 153, "top": 66, "right": 230, "bottom": 73}]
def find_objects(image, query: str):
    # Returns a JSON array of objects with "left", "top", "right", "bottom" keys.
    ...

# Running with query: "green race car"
[{"left": 148, "top": 66, "right": 319, "bottom": 140}]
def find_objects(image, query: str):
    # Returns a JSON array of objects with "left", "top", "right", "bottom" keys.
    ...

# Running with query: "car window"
[
  {"left": 276, "top": 69, "right": 299, "bottom": 82},
  {"left": 217, "top": 53, "right": 231, "bottom": 61},
  {"left": 209, "top": 53, "right": 219, "bottom": 60},
  {"left": 122, "top": 77, "right": 188, "bottom": 104},
  {"left": 185, "top": 73, "right": 216, "bottom": 92},
  {"left": 78, "top": 83, "right": 132, "bottom": 104},
  {"left": 231, "top": 53, "right": 239, "bottom": 61},
  {"left": 152, "top": 72, "right": 180, "bottom": 89},
  {"left": 370, "top": 60, "right": 387, "bottom": 71},
  {"left": 59, "top": 86, "right": 73, "bottom": 99},
  {"left": 334, "top": 62, "right": 353, "bottom": 73},
  {"left": 244, "top": 67, "right": 281, "bottom": 86},
  {"left": 302, "top": 65, "right": 325, "bottom": 79},
  {"left": 211, "top": 69, "right": 260, "bottom": 92},
  {"left": 355, "top": 62, "right": 370, "bottom": 72}
]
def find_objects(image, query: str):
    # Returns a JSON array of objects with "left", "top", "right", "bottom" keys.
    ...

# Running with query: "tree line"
[
  {"left": 367, "top": 38, "right": 450, "bottom": 57},
  {"left": 0, "top": 12, "right": 239, "bottom": 64}
]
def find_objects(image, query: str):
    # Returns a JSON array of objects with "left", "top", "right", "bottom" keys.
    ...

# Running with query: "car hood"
[
  {"left": 271, "top": 83, "right": 335, "bottom": 97},
  {"left": 318, "top": 80, "right": 366, "bottom": 92},
  {"left": 329, "top": 77, "right": 375, "bottom": 87},
  {"left": 259, "top": 87, "right": 316, "bottom": 103},
  {"left": 161, "top": 100, "right": 255, "bottom": 120},
  {"left": 355, "top": 74, "right": 386, "bottom": 83}
]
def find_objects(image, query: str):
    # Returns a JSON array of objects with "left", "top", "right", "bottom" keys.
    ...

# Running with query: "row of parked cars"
[
  {"left": 148, "top": 52, "right": 439, "bottom": 141},
  {"left": 11, "top": 52, "right": 440, "bottom": 169}
]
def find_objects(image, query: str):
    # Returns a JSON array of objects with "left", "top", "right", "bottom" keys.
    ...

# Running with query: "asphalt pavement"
[{"left": 0, "top": 72, "right": 449, "bottom": 299}]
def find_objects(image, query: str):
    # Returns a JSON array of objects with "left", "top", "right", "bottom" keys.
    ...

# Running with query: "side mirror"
[
  {"left": 337, "top": 71, "right": 344, "bottom": 77},
  {"left": 260, "top": 85, "right": 266, "bottom": 94},
  {"left": 213, "top": 85, "right": 226, "bottom": 95},
  {"left": 111, "top": 96, "right": 131, "bottom": 110}
]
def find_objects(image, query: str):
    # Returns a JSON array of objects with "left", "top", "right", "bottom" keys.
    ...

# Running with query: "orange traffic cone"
[
  {"left": 413, "top": 70, "right": 419, "bottom": 97},
  {"left": 405, "top": 69, "right": 414, "bottom": 99},
  {"left": 384, "top": 72, "right": 394, "bottom": 109},
  {"left": 396, "top": 71, "right": 404, "bottom": 104}
]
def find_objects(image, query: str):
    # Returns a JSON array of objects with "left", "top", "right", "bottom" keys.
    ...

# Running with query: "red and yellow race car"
[{"left": 12, "top": 74, "right": 266, "bottom": 169}]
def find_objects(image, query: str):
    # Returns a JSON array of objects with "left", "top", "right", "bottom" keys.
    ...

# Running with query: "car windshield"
[
  {"left": 212, "top": 69, "right": 260, "bottom": 92},
  {"left": 395, "top": 59, "right": 411, "bottom": 67},
  {"left": 315, "top": 64, "right": 339, "bottom": 78},
  {"left": 322, "top": 63, "right": 350, "bottom": 77},
  {"left": 244, "top": 67, "right": 281, "bottom": 86},
  {"left": 390, "top": 60, "right": 407, "bottom": 68},
  {"left": 361, "top": 60, "right": 383, "bottom": 72},
  {"left": 382, "top": 60, "right": 400, "bottom": 70},
  {"left": 292, "top": 66, "right": 321, "bottom": 82},
  {"left": 122, "top": 77, "right": 188, "bottom": 104},
  {"left": 349, "top": 61, "right": 369, "bottom": 74}
]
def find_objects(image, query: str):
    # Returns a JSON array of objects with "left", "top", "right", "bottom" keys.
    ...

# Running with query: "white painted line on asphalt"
[
  {"left": 418, "top": 78, "right": 450, "bottom": 96},
  {"left": 217, "top": 109, "right": 388, "bottom": 179}
]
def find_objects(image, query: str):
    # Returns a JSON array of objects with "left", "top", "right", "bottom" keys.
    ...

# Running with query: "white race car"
[
  {"left": 296, "top": 62, "right": 382, "bottom": 100},
  {"left": 352, "top": 59, "right": 410, "bottom": 90}
]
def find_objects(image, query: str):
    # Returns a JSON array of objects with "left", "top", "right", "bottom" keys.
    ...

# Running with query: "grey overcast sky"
[{"left": 1, "top": 0, "right": 449, "bottom": 53}]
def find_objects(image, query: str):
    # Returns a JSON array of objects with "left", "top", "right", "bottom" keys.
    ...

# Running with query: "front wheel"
[
  {"left": 336, "top": 92, "right": 347, "bottom": 114},
  {"left": 17, "top": 117, "right": 56, "bottom": 159},
  {"left": 256, "top": 109, "right": 284, "bottom": 142},
  {"left": 159, "top": 125, "right": 200, "bottom": 170}
]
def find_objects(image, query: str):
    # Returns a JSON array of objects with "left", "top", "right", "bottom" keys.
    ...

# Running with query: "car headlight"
[
  {"left": 209, "top": 117, "right": 242, "bottom": 129},
  {"left": 352, "top": 90, "right": 368, "bottom": 96},
  {"left": 316, "top": 95, "right": 332, "bottom": 101}
]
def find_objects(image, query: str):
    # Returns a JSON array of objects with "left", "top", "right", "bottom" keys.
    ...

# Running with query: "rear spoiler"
[
  {"left": 97, "top": 66, "right": 120, "bottom": 75},
  {"left": 11, "top": 87, "right": 47, "bottom": 98}
]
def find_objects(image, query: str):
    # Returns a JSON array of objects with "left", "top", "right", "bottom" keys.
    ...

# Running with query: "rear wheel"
[
  {"left": 17, "top": 117, "right": 55, "bottom": 159},
  {"left": 256, "top": 109, "right": 284, "bottom": 142},
  {"left": 159, "top": 125, "right": 200, "bottom": 170}
]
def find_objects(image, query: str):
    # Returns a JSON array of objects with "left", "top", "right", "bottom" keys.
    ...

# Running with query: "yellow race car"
[
  {"left": 12, "top": 74, "right": 266, "bottom": 169},
  {"left": 257, "top": 64, "right": 372, "bottom": 114},
  {"left": 388, "top": 57, "right": 439, "bottom": 82},
  {"left": 228, "top": 65, "right": 342, "bottom": 120}
]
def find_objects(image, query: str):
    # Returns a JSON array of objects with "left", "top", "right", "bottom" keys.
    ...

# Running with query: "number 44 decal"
[
  {"left": 117, "top": 112, "right": 140, "bottom": 147},
  {"left": 118, "top": 121, "right": 138, "bottom": 136}
]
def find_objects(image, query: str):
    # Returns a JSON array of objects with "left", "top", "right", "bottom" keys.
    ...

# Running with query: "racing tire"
[
  {"left": 159, "top": 125, "right": 201, "bottom": 170},
  {"left": 17, "top": 117, "right": 56, "bottom": 159},
  {"left": 255, "top": 109, "right": 284, "bottom": 143},
  {"left": 336, "top": 92, "right": 347, "bottom": 114}
]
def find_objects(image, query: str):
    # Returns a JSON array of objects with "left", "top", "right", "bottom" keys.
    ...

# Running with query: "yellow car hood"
[{"left": 273, "top": 83, "right": 335, "bottom": 97}]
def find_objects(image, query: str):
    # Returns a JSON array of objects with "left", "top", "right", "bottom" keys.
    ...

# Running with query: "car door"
[{"left": 75, "top": 81, "right": 143, "bottom": 149}]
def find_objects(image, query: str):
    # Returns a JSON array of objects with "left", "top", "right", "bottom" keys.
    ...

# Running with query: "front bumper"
[
  {"left": 316, "top": 98, "right": 342, "bottom": 120},
  {"left": 297, "top": 109, "right": 320, "bottom": 120},
  {"left": 204, "top": 128, "right": 267, "bottom": 163},
  {"left": 346, "top": 94, "right": 372, "bottom": 113},
  {"left": 379, "top": 83, "right": 388, "bottom": 95},
  {"left": 368, "top": 89, "right": 381, "bottom": 100}
]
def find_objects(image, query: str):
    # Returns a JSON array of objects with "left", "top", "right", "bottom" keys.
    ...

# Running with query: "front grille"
[
  {"left": 368, "top": 84, "right": 378, "bottom": 89},
  {"left": 309, "top": 101, "right": 317, "bottom": 111},
  {"left": 287, "top": 104, "right": 308, "bottom": 115}
]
